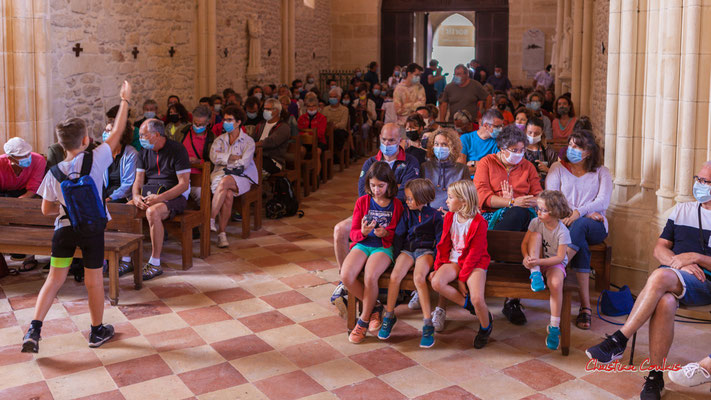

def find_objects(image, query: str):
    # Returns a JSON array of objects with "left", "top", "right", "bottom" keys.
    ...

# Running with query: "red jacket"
[
  {"left": 298, "top": 112, "right": 327, "bottom": 144},
  {"left": 350, "top": 194, "right": 404, "bottom": 249},
  {"left": 473, "top": 153, "right": 542, "bottom": 212},
  {"left": 434, "top": 212, "right": 490, "bottom": 281}
]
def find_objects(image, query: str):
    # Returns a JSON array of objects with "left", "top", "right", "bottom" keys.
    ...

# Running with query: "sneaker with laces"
[
  {"left": 21, "top": 327, "right": 41, "bottom": 353},
  {"left": 368, "top": 306, "right": 383, "bottom": 332},
  {"left": 473, "top": 312, "right": 493, "bottom": 349},
  {"left": 420, "top": 325, "right": 435, "bottom": 348},
  {"left": 217, "top": 232, "right": 229, "bottom": 248},
  {"left": 349, "top": 320, "right": 368, "bottom": 343},
  {"left": 432, "top": 307, "right": 446, "bottom": 332},
  {"left": 377, "top": 315, "right": 397, "bottom": 340},
  {"left": 530, "top": 271, "right": 545, "bottom": 292},
  {"left": 668, "top": 363, "right": 711, "bottom": 387},
  {"left": 502, "top": 298, "right": 527, "bottom": 325},
  {"left": 142, "top": 262, "right": 163, "bottom": 281},
  {"left": 546, "top": 325, "right": 560, "bottom": 350},
  {"left": 210, "top": 218, "right": 217, "bottom": 232},
  {"left": 231, "top": 212, "right": 243, "bottom": 222},
  {"left": 585, "top": 334, "right": 627, "bottom": 364},
  {"left": 89, "top": 324, "right": 115, "bottom": 348},
  {"left": 118, "top": 261, "right": 133, "bottom": 277},
  {"left": 640, "top": 374, "right": 664, "bottom": 400},
  {"left": 408, "top": 291, "right": 421, "bottom": 310}
]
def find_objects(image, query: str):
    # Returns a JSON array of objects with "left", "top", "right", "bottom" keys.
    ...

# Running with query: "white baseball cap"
[{"left": 4, "top": 137, "right": 32, "bottom": 157}]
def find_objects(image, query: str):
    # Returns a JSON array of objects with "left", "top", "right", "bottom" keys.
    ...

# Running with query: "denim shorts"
[
  {"left": 400, "top": 248, "right": 434, "bottom": 261},
  {"left": 661, "top": 266, "right": 711, "bottom": 306},
  {"left": 352, "top": 243, "right": 394, "bottom": 262}
]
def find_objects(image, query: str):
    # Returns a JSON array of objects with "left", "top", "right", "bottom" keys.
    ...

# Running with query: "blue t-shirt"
[
  {"left": 461, "top": 130, "right": 499, "bottom": 162},
  {"left": 660, "top": 201, "right": 711, "bottom": 278},
  {"left": 361, "top": 197, "right": 394, "bottom": 247}
]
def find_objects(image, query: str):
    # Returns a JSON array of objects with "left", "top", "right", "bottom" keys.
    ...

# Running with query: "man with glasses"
[
  {"left": 587, "top": 164, "right": 711, "bottom": 400},
  {"left": 131, "top": 119, "right": 191, "bottom": 280},
  {"left": 177, "top": 105, "right": 214, "bottom": 203},
  {"left": 460, "top": 109, "right": 504, "bottom": 177}
]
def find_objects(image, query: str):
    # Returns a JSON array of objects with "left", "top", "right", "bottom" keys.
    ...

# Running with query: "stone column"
[
  {"left": 281, "top": 0, "right": 295, "bottom": 85},
  {"left": 579, "top": 0, "right": 594, "bottom": 115},
  {"left": 553, "top": 0, "right": 565, "bottom": 94},
  {"left": 604, "top": 0, "right": 621, "bottom": 178},
  {"left": 570, "top": 0, "right": 583, "bottom": 110},
  {"left": 640, "top": 0, "right": 660, "bottom": 193},
  {"left": 0, "top": 0, "right": 52, "bottom": 152},
  {"left": 195, "top": 0, "right": 216, "bottom": 98}
]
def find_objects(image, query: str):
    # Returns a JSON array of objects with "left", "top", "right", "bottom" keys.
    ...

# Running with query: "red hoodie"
[
  {"left": 349, "top": 194, "right": 404, "bottom": 249},
  {"left": 434, "top": 212, "right": 490, "bottom": 282},
  {"left": 298, "top": 112, "right": 327, "bottom": 144}
]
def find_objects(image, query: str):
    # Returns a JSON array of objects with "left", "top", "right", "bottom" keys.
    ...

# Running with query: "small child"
[
  {"left": 521, "top": 190, "right": 573, "bottom": 350},
  {"left": 341, "top": 161, "right": 404, "bottom": 344},
  {"left": 378, "top": 179, "right": 443, "bottom": 348},
  {"left": 429, "top": 180, "right": 493, "bottom": 349},
  {"left": 21, "top": 81, "right": 132, "bottom": 353}
]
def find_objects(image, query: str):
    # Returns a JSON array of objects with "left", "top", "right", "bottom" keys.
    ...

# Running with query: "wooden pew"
[
  {"left": 233, "top": 144, "right": 263, "bottom": 238},
  {"left": 275, "top": 135, "right": 303, "bottom": 204},
  {"left": 0, "top": 198, "right": 143, "bottom": 306},
  {"left": 320, "top": 123, "right": 335, "bottom": 183},
  {"left": 299, "top": 128, "right": 319, "bottom": 196}
]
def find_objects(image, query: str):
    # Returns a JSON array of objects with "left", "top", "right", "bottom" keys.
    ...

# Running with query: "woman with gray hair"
[
  {"left": 253, "top": 98, "right": 291, "bottom": 174},
  {"left": 452, "top": 109, "right": 475, "bottom": 135}
]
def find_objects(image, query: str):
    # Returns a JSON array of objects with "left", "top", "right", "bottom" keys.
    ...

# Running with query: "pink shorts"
[{"left": 541, "top": 263, "right": 566, "bottom": 278}]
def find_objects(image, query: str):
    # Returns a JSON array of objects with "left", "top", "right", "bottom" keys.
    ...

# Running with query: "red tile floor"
[{"left": 1, "top": 164, "right": 710, "bottom": 399}]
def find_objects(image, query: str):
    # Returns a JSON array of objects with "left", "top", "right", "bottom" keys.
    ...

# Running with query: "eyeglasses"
[
  {"left": 535, "top": 206, "right": 550, "bottom": 214},
  {"left": 488, "top": 123, "right": 504, "bottom": 129},
  {"left": 505, "top": 147, "right": 525, "bottom": 154},
  {"left": 694, "top": 176, "right": 711, "bottom": 186}
]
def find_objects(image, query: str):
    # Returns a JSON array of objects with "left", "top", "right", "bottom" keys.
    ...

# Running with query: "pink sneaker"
[{"left": 349, "top": 321, "right": 368, "bottom": 344}]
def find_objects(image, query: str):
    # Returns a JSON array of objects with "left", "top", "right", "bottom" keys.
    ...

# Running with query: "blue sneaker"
[
  {"left": 546, "top": 325, "right": 560, "bottom": 350},
  {"left": 377, "top": 315, "right": 397, "bottom": 340},
  {"left": 420, "top": 325, "right": 435, "bottom": 348},
  {"left": 530, "top": 271, "right": 545, "bottom": 292}
]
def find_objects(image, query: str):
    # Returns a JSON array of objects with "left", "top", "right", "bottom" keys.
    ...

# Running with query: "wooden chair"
[
  {"left": 233, "top": 144, "right": 263, "bottom": 238},
  {"left": 320, "top": 123, "right": 335, "bottom": 183},
  {"left": 274, "top": 135, "right": 303, "bottom": 204},
  {"left": 299, "top": 128, "right": 319, "bottom": 196}
]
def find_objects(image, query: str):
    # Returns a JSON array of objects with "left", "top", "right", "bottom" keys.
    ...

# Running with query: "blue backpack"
[{"left": 50, "top": 151, "right": 107, "bottom": 234}]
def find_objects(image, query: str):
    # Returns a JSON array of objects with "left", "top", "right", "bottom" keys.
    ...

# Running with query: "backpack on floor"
[
  {"left": 266, "top": 177, "right": 303, "bottom": 219},
  {"left": 50, "top": 151, "right": 107, "bottom": 234}
]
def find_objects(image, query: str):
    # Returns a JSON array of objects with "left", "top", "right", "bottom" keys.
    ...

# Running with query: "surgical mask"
[
  {"left": 356, "top": 72, "right": 362, "bottom": 78},
  {"left": 411, "top": 75, "right": 420, "bottom": 84},
  {"left": 566, "top": 146, "right": 584, "bottom": 163},
  {"left": 455, "top": 127, "right": 463, "bottom": 134},
  {"left": 254, "top": 93, "right": 263, "bottom": 100},
  {"left": 193, "top": 125, "right": 206, "bottom": 134},
  {"left": 307, "top": 78, "right": 314, "bottom": 84},
  {"left": 490, "top": 127, "right": 502, "bottom": 139},
  {"left": 330, "top": 84, "right": 337, "bottom": 90},
  {"left": 504, "top": 150, "right": 524, "bottom": 165},
  {"left": 421, "top": 136, "right": 429, "bottom": 149},
  {"left": 144, "top": 111, "right": 156, "bottom": 119},
  {"left": 168, "top": 114, "right": 179, "bottom": 123},
  {"left": 452, "top": 75, "right": 462, "bottom": 85},
  {"left": 223, "top": 121, "right": 235, "bottom": 133},
  {"left": 558, "top": 106, "right": 570, "bottom": 115},
  {"left": 263, "top": 110, "right": 273, "bottom": 120},
  {"left": 307, "top": 110, "right": 317, "bottom": 116},
  {"left": 102, "top": 130, "right": 111, "bottom": 142},
  {"left": 527, "top": 135, "right": 541, "bottom": 145},
  {"left": 394, "top": 71, "right": 400, "bottom": 77},
  {"left": 247, "top": 111, "right": 258, "bottom": 119},
  {"left": 329, "top": 98, "right": 338, "bottom": 105},
  {"left": 18, "top": 157, "right": 32, "bottom": 168},
  {"left": 359, "top": 95, "right": 366, "bottom": 100},
  {"left": 433, "top": 146, "right": 450, "bottom": 161},
  {"left": 214, "top": 104, "right": 222, "bottom": 112},
  {"left": 528, "top": 101, "right": 541, "bottom": 111},
  {"left": 373, "top": 89, "right": 381, "bottom": 96},
  {"left": 515, "top": 123, "right": 526, "bottom": 131},
  {"left": 140, "top": 138, "right": 154, "bottom": 150},
  {"left": 342, "top": 99, "right": 350, "bottom": 106},
  {"left": 406, "top": 130, "right": 420, "bottom": 141},
  {"left": 693, "top": 181, "right": 711, "bottom": 203},
  {"left": 495, "top": 72, "right": 502, "bottom": 78},
  {"left": 497, "top": 103, "right": 507, "bottom": 111},
  {"left": 298, "top": 87, "right": 305, "bottom": 93},
  {"left": 380, "top": 143, "right": 398, "bottom": 157}
]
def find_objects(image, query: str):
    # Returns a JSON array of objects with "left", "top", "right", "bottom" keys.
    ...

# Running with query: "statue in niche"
[
  {"left": 247, "top": 17, "right": 264, "bottom": 81},
  {"left": 559, "top": 15, "right": 573, "bottom": 78}
]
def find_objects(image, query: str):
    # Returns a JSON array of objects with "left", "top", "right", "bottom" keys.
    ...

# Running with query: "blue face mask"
[
  {"left": 433, "top": 146, "right": 450, "bottom": 161},
  {"left": 452, "top": 75, "right": 462, "bottom": 85},
  {"left": 140, "top": 138, "right": 154, "bottom": 150},
  {"left": 329, "top": 98, "right": 339, "bottom": 105},
  {"left": 193, "top": 125, "right": 206, "bottom": 134},
  {"left": 144, "top": 111, "right": 156, "bottom": 119},
  {"left": 394, "top": 71, "right": 400, "bottom": 77},
  {"left": 263, "top": 110, "right": 273, "bottom": 121},
  {"left": 18, "top": 156, "right": 32, "bottom": 168},
  {"left": 223, "top": 121, "right": 235, "bottom": 133},
  {"left": 566, "top": 146, "right": 584, "bottom": 163},
  {"left": 380, "top": 143, "right": 398, "bottom": 157},
  {"left": 528, "top": 101, "right": 541, "bottom": 111},
  {"left": 693, "top": 181, "right": 711, "bottom": 203},
  {"left": 307, "top": 110, "right": 317, "bottom": 116},
  {"left": 411, "top": 75, "right": 420, "bottom": 84},
  {"left": 490, "top": 127, "right": 502, "bottom": 139},
  {"left": 247, "top": 111, "right": 258, "bottom": 120},
  {"left": 102, "top": 130, "right": 111, "bottom": 142},
  {"left": 373, "top": 89, "right": 381, "bottom": 96},
  {"left": 342, "top": 100, "right": 351, "bottom": 106}
]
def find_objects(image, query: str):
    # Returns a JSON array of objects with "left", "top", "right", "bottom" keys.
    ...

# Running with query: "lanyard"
[{"left": 156, "top": 152, "right": 160, "bottom": 176}]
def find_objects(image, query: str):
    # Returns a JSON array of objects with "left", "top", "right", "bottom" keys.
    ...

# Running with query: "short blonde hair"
[
  {"left": 538, "top": 190, "right": 573, "bottom": 219},
  {"left": 426, "top": 128, "right": 462, "bottom": 164},
  {"left": 447, "top": 180, "right": 479, "bottom": 219}
]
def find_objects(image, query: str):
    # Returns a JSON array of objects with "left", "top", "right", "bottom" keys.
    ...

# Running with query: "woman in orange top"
[
  {"left": 495, "top": 94, "right": 514, "bottom": 125},
  {"left": 552, "top": 95, "right": 577, "bottom": 140}
]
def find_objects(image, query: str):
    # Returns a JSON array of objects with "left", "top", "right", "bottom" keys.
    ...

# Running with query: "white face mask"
[
  {"left": 505, "top": 150, "right": 524, "bottom": 165},
  {"left": 527, "top": 135, "right": 541, "bottom": 145}
]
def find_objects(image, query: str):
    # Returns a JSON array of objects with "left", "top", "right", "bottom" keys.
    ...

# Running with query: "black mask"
[
  {"left": 420, "top": 136, "right": 429, "bottom": 149},
  {"left": 497, "top": 103, "right": 507, "bottom": 111},
  {"left": 168, "top": 114, "right": 179, "bottom": 123},
  {"left": 406, "top": 130, "right": 420, "bottom": 141}
]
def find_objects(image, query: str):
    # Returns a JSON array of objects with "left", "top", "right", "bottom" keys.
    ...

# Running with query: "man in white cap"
[{"left": 1, "top": 137, "right": 46, "bottom": 198}]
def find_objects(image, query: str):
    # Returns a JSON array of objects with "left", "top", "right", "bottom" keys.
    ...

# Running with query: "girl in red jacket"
[
  {"left": 429, "top": 179, "right": 493, "bottom": 348},
  {"left": 340, "top": 161, "right": 404, "bottom": 344}
]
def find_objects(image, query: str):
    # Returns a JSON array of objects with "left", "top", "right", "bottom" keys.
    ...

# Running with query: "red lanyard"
[{"left": 156, "top": 153, "right": 160, "bottom": 175}]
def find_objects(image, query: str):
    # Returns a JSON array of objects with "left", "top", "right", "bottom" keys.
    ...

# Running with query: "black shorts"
[
  {"left": 51, "top": 227, "right": 104, "bottom": 269},
  {"left": 165, "top": 195, "right": 187, "bottom": 219}
]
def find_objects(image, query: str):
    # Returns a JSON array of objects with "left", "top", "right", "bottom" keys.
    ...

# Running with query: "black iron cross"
[
  {"left": 169, "top": 46, "right": 175, "bottom": 57},
  {"left": 223, "top": 48, "right": 228, "bottom": 57},
  {"left": 131, "top": 47, "right": 139, "bottom": 59},
  {"left": 267, "top": 48, "right": 272, "bottom": 57},
  {"left": 72, "top": 43, "right": 83, "bottom": 57}
]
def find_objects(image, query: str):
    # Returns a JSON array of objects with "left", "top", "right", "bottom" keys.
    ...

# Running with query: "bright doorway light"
[{"left": 432, "top": 13, "right": 475, "bottom": 76}]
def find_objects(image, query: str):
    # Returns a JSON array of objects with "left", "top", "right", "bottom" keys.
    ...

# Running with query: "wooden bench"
[
  {"left": 347, "top": 230, "right": 577, "bottom": 355},
  {"left": 0, "top": 198, "right": 143, "bottom": 306},
  {"left": 233, "top": 144, "right": 263, "bottom": 238},
  {"left": 320, "top": 123, "right": 335, "bottom": 183},
  {"left": 590, "top": 242, "right": 612, "bottom": 292},
  {"left": 163, "top": 162, "right": 211, "bottom": 270},
  {"left": 300, "top": 128, "right": 320, "bottom": 196},
  {"left": 276, "top": 135, "right": 303, "bottom": 204}
]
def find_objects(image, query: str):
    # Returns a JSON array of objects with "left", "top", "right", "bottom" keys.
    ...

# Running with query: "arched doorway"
[{"left": 431, "top": 13, "right": 476, "bottom": 75}]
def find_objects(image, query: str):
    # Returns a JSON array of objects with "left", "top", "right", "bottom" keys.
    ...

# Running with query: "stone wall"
[
  {"left": 507, "top": 0, "right": 558, "bottom": 86},
  {"left": 329, "top": 0, "right": 380, "bottom": 70},
  {"left": 295, "top": 0, "right": 332, "bottom": 81},
  {"left": 49, "top": 0, "right": 197, "bottom": 139},
  {"left": 590, "top": 0, "right": 609, "bottom": 140}
]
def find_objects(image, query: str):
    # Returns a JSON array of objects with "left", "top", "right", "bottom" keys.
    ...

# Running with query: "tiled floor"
[{"left": 1, "top": 163, "right": 710, "bottom": 399}]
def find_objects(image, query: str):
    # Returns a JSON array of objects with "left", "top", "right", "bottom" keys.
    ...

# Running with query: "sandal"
[
  {"left": 8, "top": 257, "right": 38, "bottom": 275},
  {"left": 576, "top": 307, "right": 592, "bottom": 330}
]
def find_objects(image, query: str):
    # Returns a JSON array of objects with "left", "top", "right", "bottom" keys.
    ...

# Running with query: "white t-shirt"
[
  {"left": 260, "top": 121, "right": 277, "bottom": 142},
  {"left": 38, "top": 143, "right": 114, "bottom": 230},
  {"left": 527, "top": 218, "right": 572, "bottom": 265},
  {"left": 449, "top": 215, "right": 473, "bottom": 263}
]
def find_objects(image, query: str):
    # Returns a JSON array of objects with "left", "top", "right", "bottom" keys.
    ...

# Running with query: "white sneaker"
[
  {"left": 217, "top": 232, "right": 229, "bottom": 248},
  {"left": 408, "top": 291, "right": 421, "bottom": 310},
  {"left": 432, "top": 307, "right": 446, "bottom": 332},
  {"left": 210, "top": 219, "right": 217, "bottom": 232},
  {"left": 668, "top": 363, "right": 711, "bottom": 387}
]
